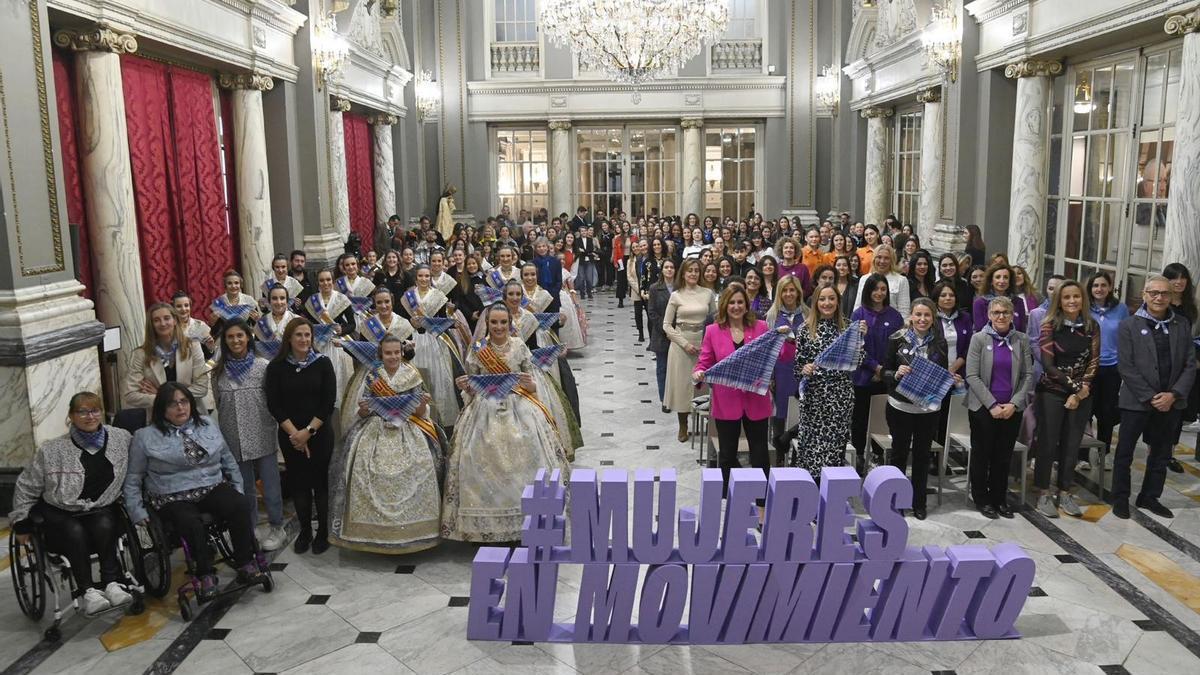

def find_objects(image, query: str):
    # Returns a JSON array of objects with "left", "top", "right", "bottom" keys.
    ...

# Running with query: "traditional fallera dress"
[
  {"left": 336, "top": 273, "right": 376, "bottom": 302},
  {"left": 260, "top": 275, "right": 303, "bottom": 305},
  {"left": 305, "top": 290, "right": 356, "bottom": 407},
  {"left": 513, "top": 308, "right": 583, "bottom": 459},
  {"left": 557, "top": 265, "right": 588, "bottom": 350},
  {"left": 790, "top": 319, "right": 861, "bottom": 476},
  {"left": 337, "top": 311, "right": 416, "bottom": 434},
  {"left": 254, "top": 311, "right": 297, "bottom": 342},
  {"left": 329, "top": 361, "right": 445, "bottom": 554},
  {"left": 441, "top": 338, "right": 569, "bottom": 542},
  {"left": 400, "top": 286, "right": 465, "bottom": 428}
]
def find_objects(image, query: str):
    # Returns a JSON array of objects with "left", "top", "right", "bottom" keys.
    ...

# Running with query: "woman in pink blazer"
[{"left": 694, "top": 285, "right": 786, "bottom": 499}]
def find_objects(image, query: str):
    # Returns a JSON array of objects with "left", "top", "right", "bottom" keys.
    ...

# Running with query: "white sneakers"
[
  {"left": 81, "top": 588, "right": 110, "bottom": 615},
  {"left": 259, "top": 524, "right": 288, "bottom": 552},
  {"left": 105, "top": 581, "right": 132, "bottom": 606}
]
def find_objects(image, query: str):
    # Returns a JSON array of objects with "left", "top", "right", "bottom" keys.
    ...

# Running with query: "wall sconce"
[
  {"left": 1073, "top": 74, "right": 1095, "bottom": 114},
  {"left": 415, "top": 70, "right": 441, "bottom": 123},
  {"left": 815, "top": 65, "right": 840, "bottom": 114},
  {"left": 313, "top": 12, "right": 349, "bottom": 89},
  {"left": 379, "top": 0, "right": 400, "bottom": 18},
  {"left": 921, "top": 3, "right": 961, "bottom": 83}
]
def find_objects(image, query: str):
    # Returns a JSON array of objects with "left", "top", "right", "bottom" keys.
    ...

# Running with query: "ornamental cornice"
[
  {"left": 860, "top": 106, "right": 894, "bottom": 119},
  {"left": 1165, "top": 10, "right": 1200, "bottom": 35},
  {"left": 369, "top": 113, "right": 399, "bottom": 126},
  {"left": 680, "top": 117, "right": 704, "bottom": 129},
  {"left": 218, "top": 72, "right": 274, "bottom": 91},
  {"left": 330, "top": 96, "right": 352, "bottom": 112},
  {"left": 52, "top": 25, "right": 137, "bottom": 54},
  {"left": 547, "top": 119, "right": 572, "bottom": 131},
  {"left": 1003, "top": 59, "right": 1063, "bottom": 78},
  {"left": 916, "top": 87, "right": 941, "bottom": 104},
  {"left": 466, "top": 76, "right": 786, "bottom": 97}
]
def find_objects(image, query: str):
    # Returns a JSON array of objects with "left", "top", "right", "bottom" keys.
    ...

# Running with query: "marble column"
[
  {"left": 681, "top": 117, "right": 704, "bottom": 217},
  {"left": 219, "top": 72, "right": 275, "bottom": 292},
  {"left": 370, "top": 114, "right": 399, "bottom": 245},
  {"left": 54, "top": 26, "right": 146, "bottom": 384},
  {"left": 1164, "top": 12, "right": 1200, "bottom": 283},
  {"left": 1004, "top": 59, "right": 1063, "bottom": 278},
  {"left": 917, "top": 88, "right": 944, "bottom": 250},
  {"left": 329, "top": 96, "right": 352, "bottom": 244},
  {"left": 548, "top": 119, "right": 573, "bottom": 219},
  {"left": 861, "top": 106, "right": 894, "bottom": 228}
]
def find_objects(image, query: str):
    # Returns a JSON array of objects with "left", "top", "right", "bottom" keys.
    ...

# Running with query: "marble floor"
[{"left": 3, "top": 289, "right": 1200, "bottom": 674}]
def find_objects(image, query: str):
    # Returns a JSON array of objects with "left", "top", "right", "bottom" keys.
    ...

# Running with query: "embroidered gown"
[
  {"left": 790, "top": 319, "right": 861, "bottom": 476},
  {"left": 513, "top": 308, "right": 583, "bottom": 459},
  {"left": 305, "top": 290, "right": 356, "bottom": 408},
  {"left": 441, "top": 339, "right": 569, "bottom": 542},
  {"left": 254, "top": 311, "right": 297, "bottom": 343},
  {"left": 337, "top": 312, "right": 416, "bottom": 434},
  {"left": 400, "top": 287, "right": 465, "bottom": 428},
  {"left": 557, "top": 265, "right": 588, "bottom": 350},
  {"left": 260, "top": 275, "right": 303, "bottom": 306},
  {"left": 329, "top": 362, "right": 445, "bottom": 554}
]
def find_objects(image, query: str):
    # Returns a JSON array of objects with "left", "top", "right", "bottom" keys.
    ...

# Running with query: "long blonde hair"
[
  {"left": 143, "top": 302, "right": 190, "bottom": 366},
  {"left": 765, "top": 276, "right": 807, "bottom": 326},
  {"left": 804, "top": 285, "right": 847, "bottom": 338}
]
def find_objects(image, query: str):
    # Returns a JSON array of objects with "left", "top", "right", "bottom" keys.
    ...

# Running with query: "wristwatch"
[{"left": 306, "top": 426, "right": 317, "bottom": 436}]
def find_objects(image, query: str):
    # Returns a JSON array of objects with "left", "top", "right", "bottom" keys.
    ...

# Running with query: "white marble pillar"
[
  {"left": 861, "top": 106, "right": 894, "bottom": 227},
  {"left": 370, "top": 114, "right": 398, "bottom": 243},
  {"left": 549, "top": 119, "right": 573, "bottom": 219},
  {"left": 219, "top": 73, "right": 275, "bottom": 291},
  {"left": 1004, "top": 59, "right": 1062, "bottom": 278},
  {"left": 1164, "top": 12, "right": 1200, "bottom": 283},
  {"left": 681, "top": 117, "right": 704, "bottom": 217},
  {"left": 329, "top": 96, "right": 352, "bottom": 243},
  {"left": 53, "top": 26, "right": 146, "bottom": 381},
  {"left": 917, "top": 88, "right": 943, "bottom": 250}
]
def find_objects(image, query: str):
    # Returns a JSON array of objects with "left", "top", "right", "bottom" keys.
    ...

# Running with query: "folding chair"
[
  {"left": 866, "top": 394, "right": 891, "bottom": 471},
  {"left": 947, "top": 403, "right": 1029, "bottom": 506}
]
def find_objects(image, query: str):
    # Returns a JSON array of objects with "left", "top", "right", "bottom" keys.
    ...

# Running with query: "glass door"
[
  {"left": 575, "top": 127, "right": 624, "bottom": 219},
  {"left": 576, "top": 125, "right": 680, "bottom": 219}
]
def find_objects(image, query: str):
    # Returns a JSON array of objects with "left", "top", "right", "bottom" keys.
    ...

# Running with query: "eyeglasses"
[
  {"left": 167, "top": 399, "right": 190, "bottom": 409},
  {"left": 72, "top": 409, "right": 103, "bottom": 418},
  {"left": 989, "top": 311, "right": 1013, "bottom": 317},
  {"left": 1144, "top": 289, "right": 1170, "bottom": 298}
]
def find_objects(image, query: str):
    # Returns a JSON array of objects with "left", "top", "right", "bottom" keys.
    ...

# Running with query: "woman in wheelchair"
[
  {"left": 123, "top": 382, "right": 265, "bottom": 601},
  {"left": 8, "top": 392, "right": 134, "bottom": 616}
]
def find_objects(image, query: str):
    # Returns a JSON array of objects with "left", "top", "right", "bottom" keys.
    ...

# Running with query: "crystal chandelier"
[
  {"left": 313, "top": 12, "right": 349, "bottom": 89},
  {"left": 921, "top": 2, "right": 960, "bottom": 82},
  {"left": 540, "top": 0, "right": 728, "bottom": 100}
]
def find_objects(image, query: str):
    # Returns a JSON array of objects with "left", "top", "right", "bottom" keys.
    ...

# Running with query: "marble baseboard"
[
  {"left": 0, "top": 320, "right": 105, "bottom": 367},
  {"left": 0, "top": 347, "right": 102, "bottom": 469}
]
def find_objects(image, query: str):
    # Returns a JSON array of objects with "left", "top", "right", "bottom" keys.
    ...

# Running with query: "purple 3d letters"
[{"left": 466, "top": 466, "right": 1034, "bottom": 644}]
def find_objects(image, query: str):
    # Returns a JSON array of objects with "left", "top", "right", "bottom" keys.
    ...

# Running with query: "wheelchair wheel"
[
  {"left": 43, "top": 625, "right": 61, "bottom": 643},
  {"left": 178, "top": 597, "right": 193, "bottom": 622},
  {"left": 9, "top": 531, "right": 46, "bottom": 620},
  {"left": 132, "top": 513, "right": 171, "bottom": 598},
  {"left": 261, "top": 573, "right": 274, "bottom": 593}
]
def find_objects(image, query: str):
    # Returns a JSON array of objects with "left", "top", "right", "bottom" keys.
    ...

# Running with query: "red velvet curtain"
[
  {"left": 121, "top": 55, "right": 237, "bottom": 315},
  {"left": 52, "top": 49, "right": 93, "bottom": 297},
  {"left": 343, "top": 112, "right": 376, "bottom": 250}
]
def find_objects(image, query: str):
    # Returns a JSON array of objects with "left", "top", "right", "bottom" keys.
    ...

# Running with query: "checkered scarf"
[
  {"left": 255, "top": 339, "right": 281, "bottom": 359},
  {"left": 702, "top": 329, "right": 786, "bottom": 395},
  {"left": 348, "top": 296, "right": 374, "bottom": 316},
  {"left": 476, "top": 285, "right": 504, "bottom": 305},
  {"left": 530, "top": 344, "right": 565, "bottom": 371},
  {"left": 154, "top": 341, "right": 179, "bottom": 369},
  {"left": 211, "top": 296, "right": 251, "bottom": 322},
  {"left": 311, "top": 323, "right": 338, "bottom": 349},
  {"left": 467, "top": 372, "right": 521, "bottom": 400},
  {"left": 896, "top": 356, "right": 956, "bottom": 411},
  {"left": 420, "top": 316, "right": 458, "bottom": 336},
  {"left": 286, "top": 349, "right": 324, "bottom": 371},
  {"left": 363, "top": 391, "right": 425, "bottom": 422},
  {"left": 533, "top": 312, "right": 560, "bottom": 331},
  {"left": 814, "top": 325, "right": 864, "bottom": 371},
  {"left": 71, "top": 427, "right": 107, "bottom": 454},
  {"left": 1135, "top": 305, "right": 1174, "bottom": 334},
  {"left": 341, "top": 340, "right": 382, "bottom": 368},
  {"left": 223, "top": 353, "right": 257, "bottom": 384}
]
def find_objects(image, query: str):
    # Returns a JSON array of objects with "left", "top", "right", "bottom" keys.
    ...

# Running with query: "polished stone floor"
[{"left": 3, "top": 289, "right": 1200, "bottom": 674}]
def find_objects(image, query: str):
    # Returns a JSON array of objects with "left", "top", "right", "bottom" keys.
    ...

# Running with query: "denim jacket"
[{"left": 123, "top": 416, "right": 243, "bottom": 523}]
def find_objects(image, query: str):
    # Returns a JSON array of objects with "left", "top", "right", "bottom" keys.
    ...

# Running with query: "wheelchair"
[
  {"left": 8, "top": 504, "right": 150, "bottom": 642},
  {"left": 131, "top": 506, "right": 274, "bottom": 621}
]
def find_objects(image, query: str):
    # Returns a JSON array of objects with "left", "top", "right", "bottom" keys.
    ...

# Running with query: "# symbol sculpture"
[{"left": 468, "top": 466, "right": 1035, "bottom": 644}]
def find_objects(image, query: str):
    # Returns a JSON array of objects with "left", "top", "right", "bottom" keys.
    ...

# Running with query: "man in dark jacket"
[
  {"left": 569, "top": 206, "right": 590, "bottom": 234},
  {"left": 1111, "top": 275, "right": 1197, "bottom": 519}
]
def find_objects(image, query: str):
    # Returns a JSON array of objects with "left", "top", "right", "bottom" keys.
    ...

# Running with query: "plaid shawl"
[
  {"left": 342, "top": 340, "right": 381, "bottom": 368},
  {"left": 311, "top": 323, "right": 338, "bottom": 349},
  {"left": 896, "top": 356, "right": 956, "bottom": 411},
  {"left": 223, "top": 354, "right": 257, "bottom": 384},
  {"left": 533, "top": 312, "right": 560, "bottom": 331},
  {"left": 211, "top": 296, "right": 251, "bottom": 322},
  {"left": 814, "top": 325, "right": 864, "bottom": 371},
  {"left": 363, "top": 391, "right": 425, "bottom": 422},
  {"left": 476, "top": 285, "right": 504, "bottom": 305},
  {"left": 467, "top": 372, "right": 521, "bottom": 400},
  {"left": 255, "top": 339, "right": 281, "bottom": 359},
  {"left": 348, "top": 296, "right": 374, "bottom": 316},
  {"left": 420, "top": 316, "right": 458, "bottom": 336},
  {"left": 530, "top": 344, "right": 566, "bottom": 371},
  {"left": 703, "top": 330, "right": 786, "bottom": 395}
]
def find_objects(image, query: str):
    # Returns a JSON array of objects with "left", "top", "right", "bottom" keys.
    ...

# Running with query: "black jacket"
[{"left": 881, "top": 328, "right": 949, "bottom": 408}]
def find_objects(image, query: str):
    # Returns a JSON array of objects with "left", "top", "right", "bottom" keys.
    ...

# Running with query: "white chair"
[
  {"left": 866, "top": 394, "right": 891, "bottom": 470},
  {"left": 1078, "top": 434, "right": 1108, "bottom": 500},
  {"left": 945, "top": 402, "right": 1029, "bottom": 506}
]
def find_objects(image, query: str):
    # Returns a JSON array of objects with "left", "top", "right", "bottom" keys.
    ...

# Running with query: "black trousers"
[
  {"left": 1112, "top": 407, "right": 1182, "bottom": 505},
  {"left": 1090, "top": 365, "right": 1121, "bottom": 451},
  {"left": 968, "top": 408, "right": 1022, "bottom": 508},
  {"left": 157, "top": 482, "right": 256, "bottom": 576},
  {"left": 714, "top": 415, "right": 770, "bottom": 500},
  {"left": 615, "top": 269, "right": 629, "bottom": 304},
  {"left": 33, "top": 502, "right": 121, "bottom": 596},
  {"left": 1035, "top": 391, "right": 1093, "bottom": 491},
  {"left": 598, "top": 259, "right": 614, "bottom": 287},
  {"left": 851, "top": 383, "right": 886, "bottom": 459},
  {"left": 886, "top": 406, "right": 937, "bottom": 509},
  {"left": 633, "top": 300, "right": 646, "bottom": 340},
  {"left": 279, "top": 429, "right": 332, "bottom": 537}
]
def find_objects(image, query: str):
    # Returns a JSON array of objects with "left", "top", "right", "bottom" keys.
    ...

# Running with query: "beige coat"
[{"left": 123, "top": 338, "right": 210, "bottom": 421}]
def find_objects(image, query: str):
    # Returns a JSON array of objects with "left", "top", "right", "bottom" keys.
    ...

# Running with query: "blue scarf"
[
  {"left": 1135, "top": 305, "right": 1173, "bottom": 334},
  {"left": 224, "top": 353, "right": 256, "bottom": 384},
  {"left": 287, "top": 349, "right": 324, "bottom": 371},
  {"left": 154, "top": 341, "right": 178, "bottom": 369},
  {"left": 71, "top": 427, "right": 107, "bottom": 454},
  {"left": 982, "top": 324, "right": 1013, "bottom": 350},
  {"left": 905, "top": 328, "right": 934, "bottom": 354}
]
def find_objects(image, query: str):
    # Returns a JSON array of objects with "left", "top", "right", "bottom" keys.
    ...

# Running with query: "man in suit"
[
  {"left": 1111, "top": 274, "right": 1197, "bottom": 519},
  {"left": 569, "top": 206, "right": 590, "bottom": 234},
  {"left": 574, "top": 226, "right": 599, "bottom": 299}
]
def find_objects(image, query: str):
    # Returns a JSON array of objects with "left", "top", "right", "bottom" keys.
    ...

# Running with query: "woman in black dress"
[{"left": 264, "top": 317, "right": 337, "bottom": 554}]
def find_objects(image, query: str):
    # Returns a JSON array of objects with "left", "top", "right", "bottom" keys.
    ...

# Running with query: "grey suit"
[
  {"left": 963, "top": 330, "right": 1035, "bottom": 413},
  {"left": 1112, "top": 312, "right": 1197, "bottom": 505},
  {"left": 963, "top": 329, "right": 1035, "bottom": 509}
]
